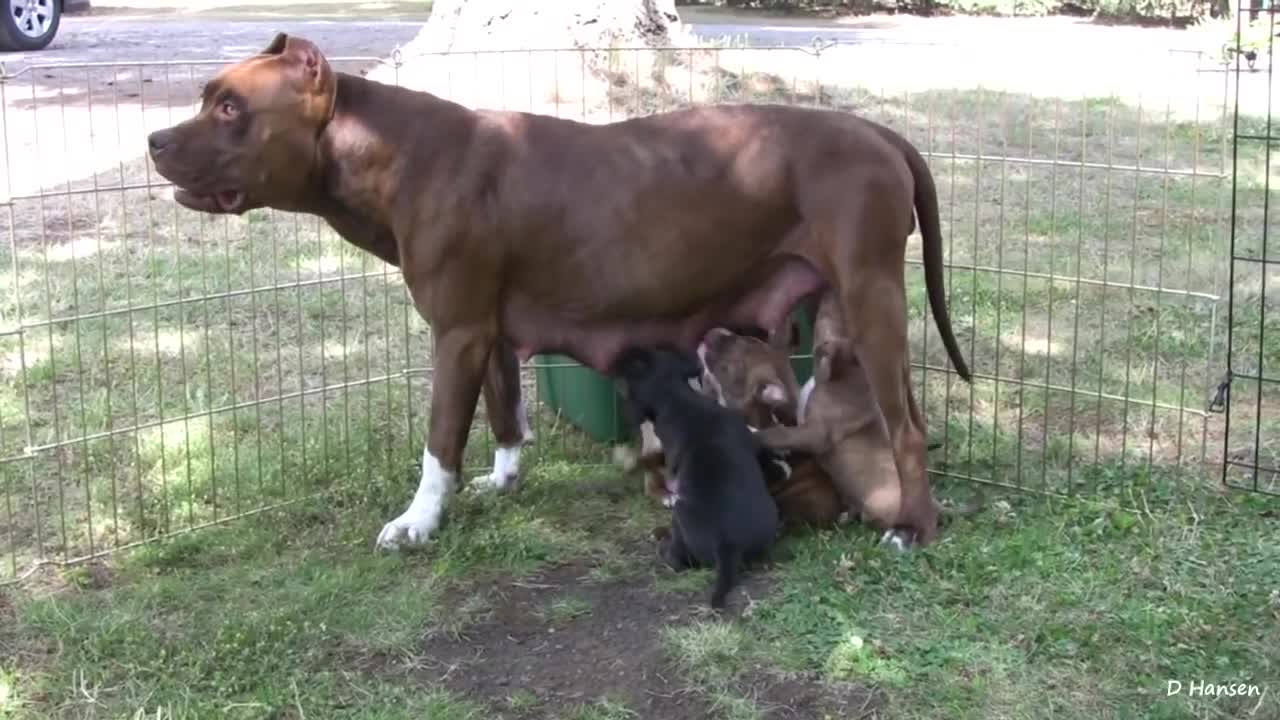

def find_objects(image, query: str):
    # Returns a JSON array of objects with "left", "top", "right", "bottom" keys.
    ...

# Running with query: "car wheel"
[{"left": 0, "top": 0, "right": 61, "bottom": 52}]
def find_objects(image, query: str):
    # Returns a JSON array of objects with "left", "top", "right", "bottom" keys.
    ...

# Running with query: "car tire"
[{"left": 0, "top": 0, "right": 61, "bottom": 52}]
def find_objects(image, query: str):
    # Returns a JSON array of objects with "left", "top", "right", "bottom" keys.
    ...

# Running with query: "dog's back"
[{"left": 613, "top": 346, "right": 778, "bottom": 608}]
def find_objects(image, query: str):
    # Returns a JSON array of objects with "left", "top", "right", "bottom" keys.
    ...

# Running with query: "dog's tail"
[
  {"left": 885, "top": 128, "right": 972, "bottom": 383},
  {"left": 709, "top": 543, "right": 742, "bottom": 610}
]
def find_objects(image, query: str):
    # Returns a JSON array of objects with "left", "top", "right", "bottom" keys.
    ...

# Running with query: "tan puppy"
[
  {"left": 755, "top": 293, "right": 925, "bottom": 548},
  {"left": 695, "top": 327, "right": 844, "bottom": 530}
]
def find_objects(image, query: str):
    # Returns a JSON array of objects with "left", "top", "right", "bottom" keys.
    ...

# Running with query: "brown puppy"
[
  {"left": 694, "top": 327, "right": 844, "bottom": 530},
  {"left": 755, "top": 292, "right": 925, "bottom": 548},
  {"left": 147, "top": 34, "right": 971, "bottom": 552}
]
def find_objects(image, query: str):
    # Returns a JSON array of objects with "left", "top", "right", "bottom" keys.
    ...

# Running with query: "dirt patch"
[
  {"left": 417, "top": 561, "right": 714, "bottom": 719},
  {"left": 380, "top": 556, "right": 881, "bottom": 719}
]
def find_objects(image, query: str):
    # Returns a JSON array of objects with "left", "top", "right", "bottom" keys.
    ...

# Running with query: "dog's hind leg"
[
  {"left": 829, "top": 210, "right": 939, "bottom": 547},
  {"left": 661, "top": 520, "right": 694, "bottom": 571},
  {"left": 473, "top": 339, "right": 531, "bottom": 493},
  {"left": 709, "top": 543, "right": 743, "bottom": 610}
]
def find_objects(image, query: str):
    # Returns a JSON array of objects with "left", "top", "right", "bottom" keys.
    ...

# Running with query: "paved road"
[{"left": 0, "top": 11, "right": 1264, "bottom": 200}]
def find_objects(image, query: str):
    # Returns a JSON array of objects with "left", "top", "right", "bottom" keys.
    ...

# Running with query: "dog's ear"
[
  {"left": 264, "top": 34, "right": 335, "bottom": 104},
  {"left": 757, "top": 381, "right": 788, "bottom": 408},
  {"left": 261, "top": 32, "right": 289, "bottom": 55},
  {"left": 664, "top": 348, "right": 703, "bottom": 381},
  {"left": 757, "top": 379, "right": 797, "bottom": 427}
]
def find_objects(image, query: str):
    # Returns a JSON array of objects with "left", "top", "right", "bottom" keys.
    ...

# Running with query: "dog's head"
[
  {"left": 611, "top": 345, "right": 704, "bottom": 422},
  {"left": 695, "top": 327, "right": 800, "bottom": 428},
  {"left": 147, "top": 33, "right": 338, "bottom": 216}
]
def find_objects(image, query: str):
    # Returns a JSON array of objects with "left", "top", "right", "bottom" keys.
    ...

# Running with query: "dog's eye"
[{"left": 218, "top": 101, "right": 239, "bottom": 119}]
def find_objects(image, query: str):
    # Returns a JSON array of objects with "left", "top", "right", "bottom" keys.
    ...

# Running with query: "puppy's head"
[
  {"left": 611, "top": 345, "right": 703, "bottom": 421},
  {"left": 696, "top": 327, "right": 800, "bottom": 428}
]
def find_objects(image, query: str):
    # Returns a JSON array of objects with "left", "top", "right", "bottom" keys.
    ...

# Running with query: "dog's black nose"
[{"left": 147, "top": 129, "right": 174, "bottom": 154}]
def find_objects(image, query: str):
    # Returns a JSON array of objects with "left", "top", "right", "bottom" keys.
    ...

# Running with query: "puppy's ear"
[
  {"left": 757, "top": 381, "right": 789, "bottom": 408},
  {"left": 672, "top": 350, "right": 703, "bottom": 381}
]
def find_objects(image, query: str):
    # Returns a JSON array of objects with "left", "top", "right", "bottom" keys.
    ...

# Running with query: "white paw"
[
  {"left": 470, "top": 444, "right": 522, "bottom": 494},
  {"left": 662, "top": 494, "right": 677, "bottom": 508},
  {"left": 879, "top": 529, "right": 911, "bottom": 552},
  {"left": 375, "top": 448, "right": 455, "bottom": 551},
  {"left": 612, "top": 444, "right": 639, "bottom": 472},
  {"left": 376, "top": 506, "right": 442, "bottom": 550}
]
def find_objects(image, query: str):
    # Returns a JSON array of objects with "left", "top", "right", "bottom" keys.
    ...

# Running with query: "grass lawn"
[
  {"left": 1, "top": 448, "right": 1277, "bottom": 719},
  {"left": 0, "top": 44, "right": 1277, "bottom": 719}
]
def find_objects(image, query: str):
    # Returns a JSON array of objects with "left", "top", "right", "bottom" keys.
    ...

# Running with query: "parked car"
[{"left": 1, "top": 0, "right": 89, "bottom": 52}]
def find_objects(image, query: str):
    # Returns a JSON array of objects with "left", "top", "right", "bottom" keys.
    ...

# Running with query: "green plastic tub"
[{"left": 534, "top": 310, "right": 815, "bottom": 444}]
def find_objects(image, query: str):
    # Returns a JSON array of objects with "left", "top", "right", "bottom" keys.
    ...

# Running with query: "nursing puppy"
[
  {"left": 755, "top": 291, "right": 917, "bottom": 547},
  {"left": 695, "top": 327, "right": 845, "bottom": 530},
  {"left": 612, "top": 345, "right": 779, "bottom": 610}
]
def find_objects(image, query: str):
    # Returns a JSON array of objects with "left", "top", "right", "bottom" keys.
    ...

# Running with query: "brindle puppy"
[{"left": 695, "top": 326, "right": 845, "bottom": 530}]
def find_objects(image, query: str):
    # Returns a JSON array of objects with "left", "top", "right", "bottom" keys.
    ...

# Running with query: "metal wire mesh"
[
  {"left": 1222, "top": 4, "right": 1280, "bottom": 496},
  {"left": 0, "top": 39, "right": 1249, "bottom": 582}
]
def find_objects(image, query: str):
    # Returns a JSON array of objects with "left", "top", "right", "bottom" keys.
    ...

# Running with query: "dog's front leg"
[
  {"left": 376, "top": 325, "right": 493, "bottom": 550},
  {"left": 472, "top": 339, "right": 533, "bottom": 493},
  {"left": 754, "top": 423, "right": 830, "bottom": 455}
]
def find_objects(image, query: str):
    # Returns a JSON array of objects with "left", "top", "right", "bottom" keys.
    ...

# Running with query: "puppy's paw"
[
  {"left": 879, "top": 529, "right": 913, "bottom": 552},
  {"left": 612, "top": 444, "right": 639, "bottom": 472},
  {"left": 661, "top": 493, "right": 677, "bottom": 508}
]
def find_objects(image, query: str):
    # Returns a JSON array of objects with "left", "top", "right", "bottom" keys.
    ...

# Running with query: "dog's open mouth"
[{"left": 172, "top": 187, "right": 247, "bottom": 214}]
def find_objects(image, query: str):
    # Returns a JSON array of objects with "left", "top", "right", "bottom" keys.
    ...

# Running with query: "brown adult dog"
[
  {"left": 146, "top": 33, "right": 971, "bottom": 551},
  {"left": 695, "top": 327, "right": 844, "bottom": 530}
]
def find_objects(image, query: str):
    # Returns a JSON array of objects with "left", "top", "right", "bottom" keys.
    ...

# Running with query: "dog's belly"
[{"left": 503, "top": 255, "right": 825, "bottom": 372}]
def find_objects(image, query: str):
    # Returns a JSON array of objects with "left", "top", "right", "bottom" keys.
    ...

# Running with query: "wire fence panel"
[
  {"left": 0, "top": 41, "right": 1242, "bottom": 581},
  {"left": 1222, "top": 5, "right": 1280, "bottom": 497}
]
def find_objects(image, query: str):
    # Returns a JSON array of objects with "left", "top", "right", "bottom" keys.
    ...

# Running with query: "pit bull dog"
[
  {"left": 146, "top": 33, "right": 971, "bottom": 552},
  {"left": 613, "top": 345, "right": 779, "bottom": 609},
  {"left": 694, "top": 326, "right": 845, "bottom": 530}
]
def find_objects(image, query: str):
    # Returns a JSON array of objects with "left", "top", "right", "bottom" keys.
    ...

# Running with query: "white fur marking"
[
  {"left": 797, "top": 376, "right": 816, "bottom": 421},
  {"left": 472, "top": 444, "right": 522, "bottom": 493},
  {"left": 769, "top": 456, "right": 792, "bottom": 479},
  {"left": 662, "top": 494, "right": 677, "bottom": 508},
  {"left": 640, "top": 421, "right": 662, "bottom": 455},
  {"left": 375, "top": 447, "right": 455, "bottom": 550},
  {"left": 879, "top": 529, "right": 910, "bottom": 553},
  {"left": 516, "top": 398, "right": 534, "bottom": 443}
]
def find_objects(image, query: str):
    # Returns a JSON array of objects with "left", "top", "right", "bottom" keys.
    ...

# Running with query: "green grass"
[{"left": 2, "top": 452, "right": 1276, "bottom": 719}]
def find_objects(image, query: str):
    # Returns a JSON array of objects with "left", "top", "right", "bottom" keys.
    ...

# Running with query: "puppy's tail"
[{"left": 710, "top": 543, "right": 742, "bottom": 610}]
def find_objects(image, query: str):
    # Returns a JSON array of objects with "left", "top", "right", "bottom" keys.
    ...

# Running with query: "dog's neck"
[{"left": 307, "top": 72, "right": 473, "bottom": 226}]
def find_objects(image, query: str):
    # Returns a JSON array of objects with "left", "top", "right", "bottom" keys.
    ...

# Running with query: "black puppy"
[{"left": 612, "top": 345, "right": 780, "bottom": 609}]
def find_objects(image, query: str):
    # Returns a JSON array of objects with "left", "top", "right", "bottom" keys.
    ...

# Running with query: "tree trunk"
[{"left": 366, "top": 0, "right": 703, "bottom": 120}]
